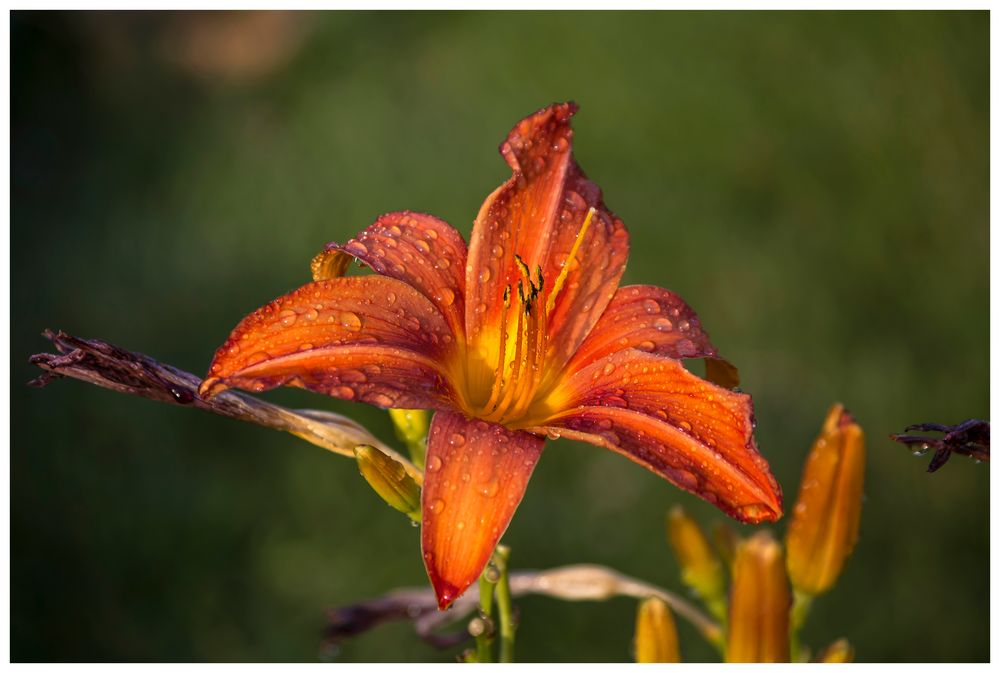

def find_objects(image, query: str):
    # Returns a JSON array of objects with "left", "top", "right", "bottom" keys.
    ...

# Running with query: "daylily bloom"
[{"left": 199, "top": 102, "right": 782, "bottom": 609}]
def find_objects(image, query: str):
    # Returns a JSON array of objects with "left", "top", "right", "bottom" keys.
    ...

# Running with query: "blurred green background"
[{"left": 12, "top": 10, "right": 988, "bottom": 663}]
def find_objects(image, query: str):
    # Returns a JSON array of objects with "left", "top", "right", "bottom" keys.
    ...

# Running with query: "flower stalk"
[{"left": 493, "top": 545, "right": 516, "bottom": 663}]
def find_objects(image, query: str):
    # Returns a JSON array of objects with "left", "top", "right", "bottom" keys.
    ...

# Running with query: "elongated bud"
[
  {"left": 786, "top": 403, "right": 866, "bottom": 595},
  {"left": 388, "top": 408, "right": 430, "bottom": 469},
  {"left": 354, "top": 445, "right": 422, "bottom": 521},
  {"left": 814, "top": 638, "right": 854, "bottom": 663},
  {"left": 666, "top": 506, "right": 725, "bottom": 613},
  {"left": 726, "top": 531, "right": 791, "bottom": 663},
  {"left": 633, "top": 597, "right": 680, "bottom": 663}
]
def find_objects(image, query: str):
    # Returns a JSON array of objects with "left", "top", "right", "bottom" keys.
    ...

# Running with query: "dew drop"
[
  {"left": 303, "top": 308, "right": 319, "bottom": 321},
  {"left": 602, "top": 362, "right": 616, "bottom": 375},
  {"left": 491, "top": 245, "right": 504, "bottom": 259},
  {"left": 653, "top": 317, "right": 673, "bottom": 331},
  {"left": 386, "top": 292, "right": 397, "bottom": 305},
  {"left": 340, "top": 369, "right": 367, "bottom": 383},
  {"left": 340, "top": 312, "right": 362, "bottom": 331},
  {"left": 426, "top": 455, "right": 443, "bottom": 472},
  {"left": 279, "top": 309, "right": 298, "bottom": 327},
  {"left": 479, "top": 480, "right": 499, "bottom": 498},
  {"left": 678, "top": 319, "right": 691, "bottom": 332},
  {"left": 679, "top": 420, "right": 693, "bottom": 432},
  {"left": 643, "top": 299, "right": 660, "bottom": 314},
  {"left": 414, "top": 239, "right": 431, "bottom": 253},
  {"left": 424, "top": 228, "right": 438, "bottom": 240},
  {"left": 428, "top": 499, "right": 445, "bottom": 513},
  {"left": 565, "top": 190, "right": 587, "bottom": 211},
  {"left": 435, "top": 257, "right": 451, "bottom": 269},
  {"left": 435, "top": 287, "right": 456, "bottom": 306},
  {"left": 638, "top": 340, "right": 656, "bottom": 352},
  {"left": 334, "top": 386, "right": 356, "bottom": 400},
  {"left": 246, "top": 351, "right": 269, "bottom": 366},
  {"left": 479, "top": 268, "right": 492, "bottom": 283},
  {"left": 450, "top": 433, "right": 466, "bottom": 447},
  {"left": 369, "top": 393, "right": 394, "bottom": 407}
]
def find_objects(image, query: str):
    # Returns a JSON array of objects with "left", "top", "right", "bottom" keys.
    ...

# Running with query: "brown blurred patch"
[{"left": 159, "top": 11, "right": 307, "bottom": 84}]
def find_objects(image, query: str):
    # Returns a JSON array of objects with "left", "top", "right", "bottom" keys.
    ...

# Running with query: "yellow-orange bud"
[
  {"left": 813, "top": 638, "right": 854, "bottom": 663},
  {"left": 786, "top": 403, "right": 866, "bottom": 595},
  {"left": 354, "top": 444, "right": 422, "bottom": 521},
  {"left": 726, "top": 531, "right": 791, "bottom": 663},
  {"left": 633, "top": 597, "right": 681, "bottom": 663},
  {"left": 667, "top": 506, "right": 725, "bottom": 610}
]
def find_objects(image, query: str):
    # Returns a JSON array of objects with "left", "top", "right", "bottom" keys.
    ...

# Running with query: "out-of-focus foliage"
[{"left": 12, "top": 10, "right": 987, "bottom": 662}]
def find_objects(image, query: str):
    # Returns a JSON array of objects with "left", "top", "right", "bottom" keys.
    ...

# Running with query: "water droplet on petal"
[
  {"left": 414, "top": 239, "right": 431, "bottom": 254},
  {"left": 369, "top": 393, "right": 394, "bottom": 407},
  {"left": 386, "top": 292, "right": 397, "bottom": 305},
  {"left": 638, "top": 340, "right": 656, "bottom": 352},
  {"left": 279, "top": 309, "right": 298, "bottom": 327},
  {"left": 479, "top": 480, "right": 499, "bottom": 498},
  {"left": 479, "top": 268, "right": 492, "bottom": 284},
  {"left": 428, "top": 498, "right": 445, "bottom": 513},
  {"left": 602, "top": 362, "right": 616, "bottom": 376},
  {"left": 424, "top": 228, "right": 438, "bottom": 240},
  {"left": 246, "top": 351, "right": 269, "bottom": 366},
  {"left": 303, "top": 308, "right": 319, "bottom": 321},
  {"left": 643, "top": 299, "right": 660, "bottom": 314},
  {"left": 435, "top": 287, "right": 456, "bottom": 306},
  {"left": 654, "top": 317, "right": 673, "bottom": 331},
  {"left": 340, "top": 312, "right": 362, "bottom": 331},
  {"left": 679, "top": 420, "right": 693, "bottom": 432},
  {"left": 450, "top": 433, "right": 466, "bottom": 447},
  {"left": 426, "top": 455, "right": 443, "bottom": 472}
]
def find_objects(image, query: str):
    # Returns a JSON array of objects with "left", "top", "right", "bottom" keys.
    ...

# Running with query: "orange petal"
[
  {"left": 421, "top": 410, "right": 544, "bottom": 609},
  {"left": 537, "top": 350, "right": 781, "bottom": 523},
  {"left": 200, "top": 276, "right": 458, "bottom": 410},
  {"left": 324, "top": 211, "right": 468, "bottom": 338},
  {"left": 464, "top": 103, "right": 629, "bottom": 373},
  {"left": 570, "top": 285, "right": 719, "bottom": 367}
]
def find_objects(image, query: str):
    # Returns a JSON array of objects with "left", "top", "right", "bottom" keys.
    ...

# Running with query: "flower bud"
[
  {"left": 633, "top": 596, "right": 680, "bottom": 663},
  {"left": 814, "top": 638, "right": 854, "bottom": 663},
  {"left": 785, "top": 403, "right": 865, "bottom": 595},
  {"left": 388, "top": 408, "right": 430, "bottom": 469},
  {"left": 354, "top": 444, "right": 422, "bottom": 521},
  {"left": 726, "top": 531, "right": 791, "bottom": 663},
  {"left": 666, "top": 506, "right": 725, "bottom": 614}
]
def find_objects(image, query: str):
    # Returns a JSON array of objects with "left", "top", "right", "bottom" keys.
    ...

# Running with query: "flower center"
[{"left": 461, "top": 208, "right": 596, "bottom": 428}]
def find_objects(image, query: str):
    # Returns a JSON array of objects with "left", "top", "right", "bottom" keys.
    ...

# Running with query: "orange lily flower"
[{"left": 199, "top": 103, "right": 782, "bottom": 609}]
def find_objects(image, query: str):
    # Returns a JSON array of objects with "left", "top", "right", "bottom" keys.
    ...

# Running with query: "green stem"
[
  {"left": 790, "top": 589, "right": 814, "bottom": 662},
  {"left": 494, "top": 545, "right": 516, "bottom": 663},
  {"left": 475, "top": 563, "right": 498, "bottom": 663}
]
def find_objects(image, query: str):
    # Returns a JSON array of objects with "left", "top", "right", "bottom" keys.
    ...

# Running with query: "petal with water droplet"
[
  {"left": 322, "top": 211, "right": 468, "bottom": 339},
  {"left": 421, "top": 410, "right": 544, "bottom": 609},
  {"left": 199, "top": 276, "right": 458, "bottom": 410}
]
